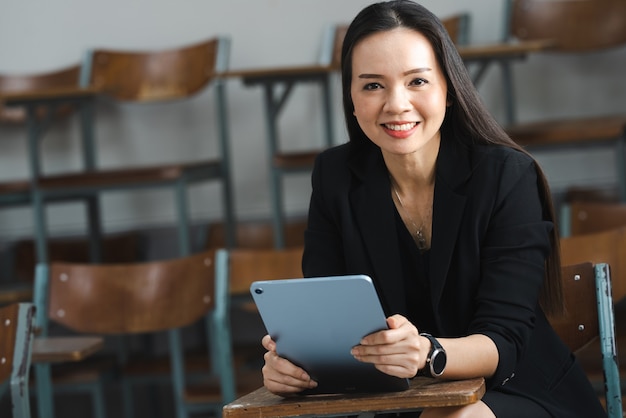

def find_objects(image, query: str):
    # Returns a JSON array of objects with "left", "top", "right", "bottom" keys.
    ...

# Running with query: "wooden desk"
[
  {"left": 223, "top": 377, "right": 486, "bottom": 418},
  {"left": 222, "top": 39, "right": 553, "bottom": 248},
  {"left": 0, "top": 87, "right": 102, "bottom": 264},
  {"left": 32, "top": 336, "right": 104, "bottom": 363},
  {"left": 31, "top": 335, "right": 104, "bottom": 418}
]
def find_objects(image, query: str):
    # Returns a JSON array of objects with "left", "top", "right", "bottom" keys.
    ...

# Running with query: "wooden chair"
[
  {"left": 213, "top": 246, "right": 304, "bottom": 384},
  {"left": 0, "top": 64, "right": 80, "bottom": 124},
  {"left": 0, "top": 65, "right": 82, "bottom": 306},
  {"left": 548, "top": 262, "right": 622, "bottom": 417},
  {"left": 0, "top": 303, "right": 36, "bottom": 418},
  {"left": 560, "top": 200, "right": 626, "bottom": 238},
  {"left": 267, "top": 13, "right": 470, "bottom": 248},
  {"left": 502, "top": 0, "right": 626, "bottom": 199},
  {"left": 32, "top": 249, "right": 236, "bottom": 418},
  {"left": 29, "top": 37, "right": 235, "bottom": 269},
  {"left": 206, "top": 217, "right": 307, "bottom": 249},
  {"left": 0, "top": 64, "right": 81, "bottom": 208},
  {"left": 560, "top": 226, "right": 626, "bottom": 304}
]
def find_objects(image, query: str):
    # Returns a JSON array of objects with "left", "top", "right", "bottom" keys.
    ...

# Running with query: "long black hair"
[{"left": 341, "top": 0, "right": 563, "bottom": 315}]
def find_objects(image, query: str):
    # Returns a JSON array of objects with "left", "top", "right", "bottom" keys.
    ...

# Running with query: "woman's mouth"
[{"left": 383, "top": 122, "right": 417, "bottom": 131}]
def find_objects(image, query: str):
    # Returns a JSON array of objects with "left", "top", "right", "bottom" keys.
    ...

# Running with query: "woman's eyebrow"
[{"left": 357, "top": 67, "right": 432, "bottom": 79}]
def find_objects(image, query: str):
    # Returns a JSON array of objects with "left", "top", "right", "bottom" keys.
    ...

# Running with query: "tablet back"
[{"left": 250, "top": 274, "right": 409, "bottom": 394}]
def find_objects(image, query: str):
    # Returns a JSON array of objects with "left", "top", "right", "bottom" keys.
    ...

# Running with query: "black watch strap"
[{"left": 420, "top": 333, "right": 447, "bottom": 377}]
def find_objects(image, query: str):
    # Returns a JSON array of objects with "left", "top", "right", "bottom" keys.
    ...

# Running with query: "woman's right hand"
[{"left": 261, "top": 334, "right": 318, "bottom": 396}]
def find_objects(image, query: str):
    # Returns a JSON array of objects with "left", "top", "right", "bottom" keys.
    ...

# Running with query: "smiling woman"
[{"left": 258, "top": 1, "right": 608, "bottom": 417}]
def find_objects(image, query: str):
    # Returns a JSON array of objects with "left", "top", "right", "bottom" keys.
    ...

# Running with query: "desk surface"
[
  {"left": 0, "top": 86, "right": 98, "bottom": 106},
  {"left": 32, "top": 336, "right": 104, "bottom": 363},
  {"left": 222, "top": 377, "right": 486, "bottom": 418}
]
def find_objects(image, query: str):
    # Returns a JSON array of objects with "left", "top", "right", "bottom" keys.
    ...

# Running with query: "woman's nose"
[{"left": 384, "top": 86, "right": 412, "bottom": 114}]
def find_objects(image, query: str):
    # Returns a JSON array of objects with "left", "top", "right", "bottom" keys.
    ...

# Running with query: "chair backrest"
[
  {"left": 560, "top": 226, "right": 626, "bottom": 303},
  {"left": 322, "top": 13, "right": 471, "bottom": 69},
  {"left": 0, "top": 302, "right": 36, "bottom": 418},
  {"left": 33, "top": 248, "right": 237, "bottom": 408},
  {"left": 80, "top": 37, "right": 229, "bottom": 102},
  {"left": 548, "top": 262, "right": 622, "bottom": 417},
  {"left": 508, "top": 0, "right": 626, "bottom": 52},
  {"left": 216, "top": 247, "right": 304, "bottom": 296},
  {"left": 568, "top": 201, "right": 626, "bottom": 236},
  {"left": 206, "top": 218, "right": 306, "bottom": 249},
  {"left": 0, "top": 64, "right": 80, "bottom": 123},
  {"left": 37, "top": 249, "right": 218, "bottom": 335}
]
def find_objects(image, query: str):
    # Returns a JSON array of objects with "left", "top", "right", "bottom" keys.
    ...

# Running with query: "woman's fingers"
[{"left": 262, "top": 340, "right": 318, "bottom": 395}]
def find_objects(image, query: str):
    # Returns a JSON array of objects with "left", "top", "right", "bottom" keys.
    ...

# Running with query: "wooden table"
[
  {"left": 31, "top": 335, "right": 104, "bottom": 418},
  {"left": 32, "top": 336, "right": 104, "bottom": 363},
  {"left": 223, "top": 377, "right": 486, "bottom": 418}
]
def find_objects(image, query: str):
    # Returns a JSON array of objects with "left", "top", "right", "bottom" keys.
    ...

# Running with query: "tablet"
[{"left": 250, "top": 274, "right": 410, "bottom": 394}]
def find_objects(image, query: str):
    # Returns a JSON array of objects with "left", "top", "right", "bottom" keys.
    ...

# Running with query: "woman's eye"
[
  {"left": 363, "top": 82, "right": 382, "bottom": 90},
  {"left": 409, "top": 78, "right": 427, "bottom": 86}
]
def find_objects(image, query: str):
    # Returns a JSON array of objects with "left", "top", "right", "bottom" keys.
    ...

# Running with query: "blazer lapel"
[
  {"left": 348, "top": 145, "right": 407, "bottom": 315},
  {"left": 429, "top": 138, "right": 472, "bottom": 308}
]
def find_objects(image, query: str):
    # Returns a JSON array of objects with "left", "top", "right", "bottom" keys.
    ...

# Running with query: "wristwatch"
[{"left": 420, "top": 333, "right": 447, "bottom": 377}]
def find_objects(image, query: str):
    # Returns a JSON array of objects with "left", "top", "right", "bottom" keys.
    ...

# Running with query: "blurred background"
[{"left": 0, "top": 0, "right": 623, "bottom": 247}]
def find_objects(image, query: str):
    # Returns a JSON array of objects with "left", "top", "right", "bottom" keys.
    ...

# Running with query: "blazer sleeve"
[{"left": 469, "top": 153, "right": 553, "bottom": 388}]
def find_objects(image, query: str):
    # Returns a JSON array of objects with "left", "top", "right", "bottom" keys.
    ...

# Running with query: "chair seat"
[
  {"left": 0, "top": 281, "right": 33, "bottom": 304},
  {"left": 507, "top": 115, "right": 626, "bottom": 147},
  {"left": 37, "top": 160, "right": 222, "bottom": 191},
  {"left": 273, "top": 150, "right": 320, "bottom": 170}
]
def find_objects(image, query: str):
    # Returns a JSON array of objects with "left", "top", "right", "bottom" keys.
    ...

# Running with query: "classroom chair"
[
  {"left": 213, "top": 246, "right": 304, "bottom": 378},
  {"left": 27, "top": 36, "right": 236, "bottom": 271},
  {"left": 0, "top": 65, "right": 82, "bottom": 305},
  {"left": 32, "top": 249, "right": 236, "bottom": 418},
  {"left": 560, "top": 200, "right": 626, "bottom": 238},
  {"left": 548, "top": 262, "right": 622, "bottom": 417},
  {"left": 502, "top": 0, "right": 626, "bottom": 199},
  {"left": 0, "top": 303, "right": 36, "bottom": 418}
]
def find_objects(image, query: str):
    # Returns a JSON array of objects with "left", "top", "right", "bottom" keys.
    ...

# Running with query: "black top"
[{"left": 394, "top": 207, "right": 435, "bottom": 333}]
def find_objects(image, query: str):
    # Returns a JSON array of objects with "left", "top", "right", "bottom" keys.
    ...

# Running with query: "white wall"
[{"left": 1, "top": 0, "right": 625, "bottom": 239}]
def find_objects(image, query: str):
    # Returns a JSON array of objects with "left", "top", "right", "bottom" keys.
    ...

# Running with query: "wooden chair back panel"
[
  {"left": 88, "top": 38, "right": 219, "bottom": 102},
  {"left": 0, "top": 303, "right": 20, "bottom": 383},
  {"left": 560, "top": 227, "right": 626, "bottom": 303},
  {"left": 0, "top": 65, "right": 80, "bottom": 123},
  {"left": 549, "top": 263, "right": 599, "bottom": 353},
  {"left": 207, "top": 218, "right": 306, "bottom": 249},
  {"left": 569, "top": 201, "right": 626, "bottom": 236},
  {"left": 511, "top": 0, "right": 626, "bottom": 51},
  {"left": 48, "top": 250, "right": 215, "bottom": 334},
  {"left": 227, "top": 247, "right": 304, "bottom": 295}
]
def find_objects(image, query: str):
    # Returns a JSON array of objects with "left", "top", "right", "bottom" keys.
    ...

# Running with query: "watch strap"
[{"left": 420, "top": 332, "right": 446, "bottom": 377}]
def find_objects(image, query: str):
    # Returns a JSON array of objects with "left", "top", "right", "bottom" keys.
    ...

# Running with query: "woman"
[{"left": 261, "top": 1, "right": 606, "bottom": 417}]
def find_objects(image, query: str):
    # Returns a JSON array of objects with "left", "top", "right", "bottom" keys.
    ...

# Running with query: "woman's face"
[{"left": 350, "top": 27, "right": 449, "bottom": 157}]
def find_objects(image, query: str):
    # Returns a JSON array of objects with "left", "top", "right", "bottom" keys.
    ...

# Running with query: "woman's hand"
[
  {"left": 261, "top": 334, "right": 318, "bottom": 396},
  {"left": 350, "top": 314, "right": 428, "bottom": 378}
]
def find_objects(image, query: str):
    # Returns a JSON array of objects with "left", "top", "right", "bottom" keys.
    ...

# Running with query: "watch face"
[{"left": 431, "top": 349, "right": 447, "bottom": 375}]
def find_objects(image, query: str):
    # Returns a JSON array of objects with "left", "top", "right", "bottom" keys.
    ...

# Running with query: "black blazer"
[{"left": 302, "top": 138, "right": 605, "bottom": 417}]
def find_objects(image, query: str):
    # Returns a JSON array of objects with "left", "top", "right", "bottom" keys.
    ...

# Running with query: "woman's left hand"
[{"left": 350, "top": 314, "right": 427, "bottom": 378}]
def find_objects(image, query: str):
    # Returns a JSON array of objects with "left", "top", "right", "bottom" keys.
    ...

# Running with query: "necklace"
[{"left": 390, "top": 179, "right": 431, "bottom": 251}]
